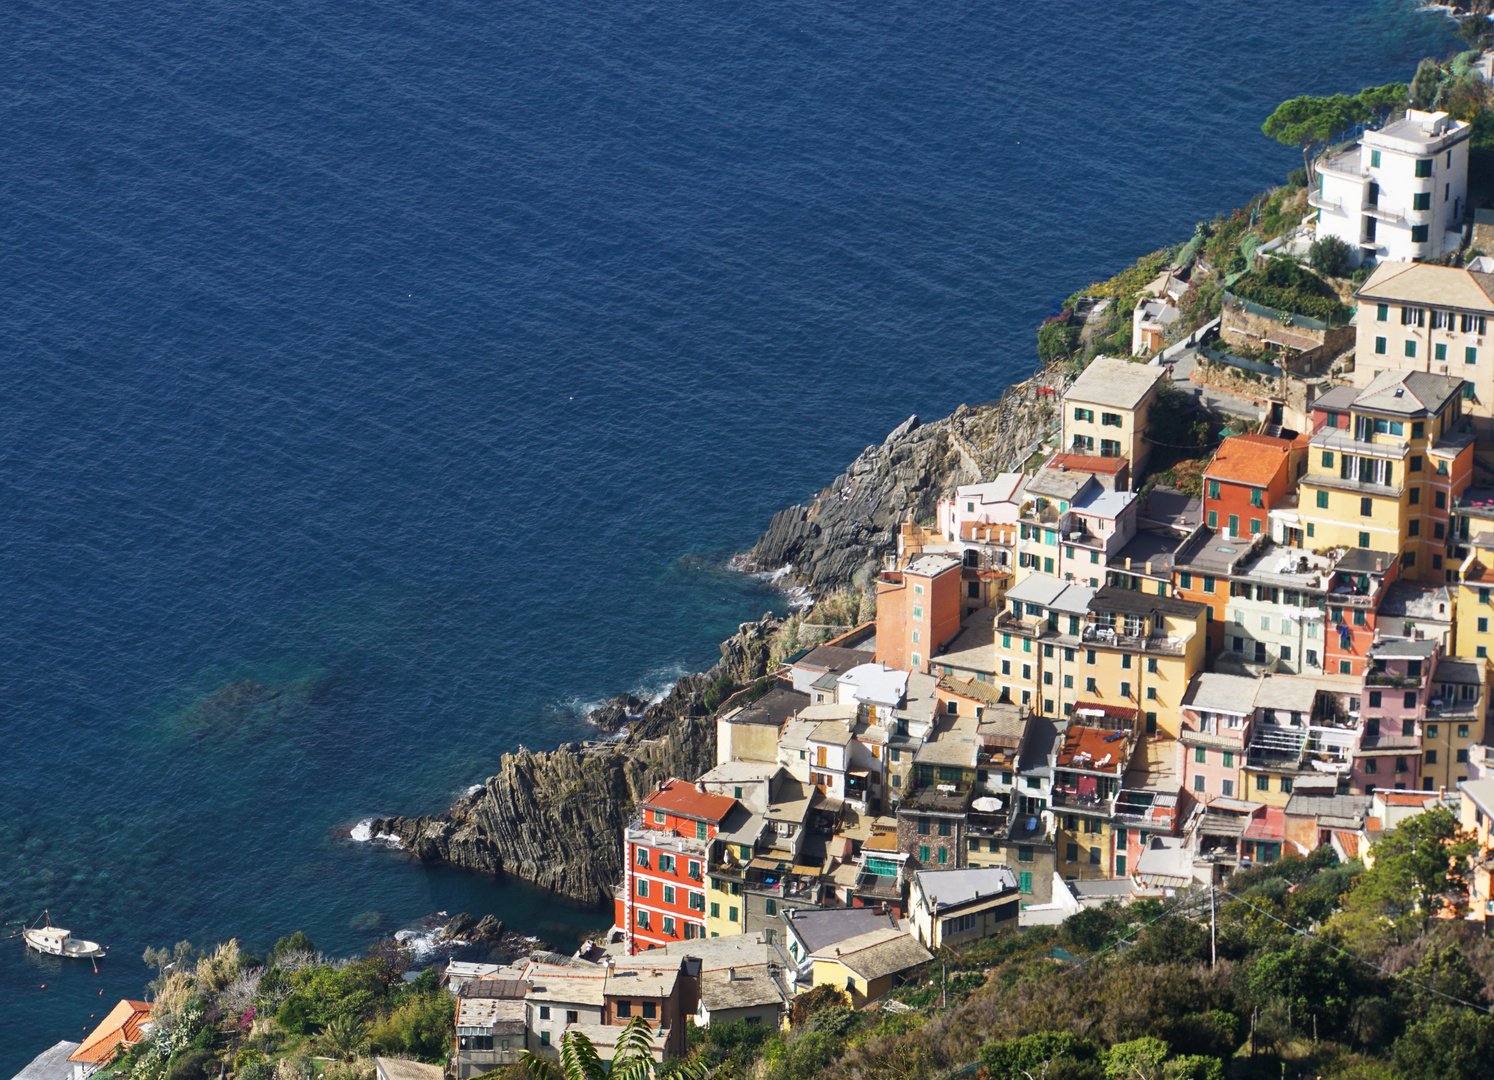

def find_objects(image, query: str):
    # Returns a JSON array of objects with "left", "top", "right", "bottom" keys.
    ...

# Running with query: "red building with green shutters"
[{"left": 618, "top": 778, "right": 739, "bottom": 955}]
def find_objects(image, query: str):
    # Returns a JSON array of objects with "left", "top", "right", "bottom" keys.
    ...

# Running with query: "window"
[
  {"left": 1256, "top": 775, "right": 1269, "bottom": 790},
  {"left": 1101, "top": 412, "right": 1122, "bottom": 426},
  {"left": 659, "top": 854, "right": 674, "bottom": 873},
  {"left": 1207, "top": 479, "right": 1220, "bottom": 499},
  {"left": 1065, "top": 843, "right": 1078, "bottom": 862},
  {"left": 540, "top": 1031, "right": 551, "bottom": 1046},
  {"left": 1436, "top": 490, "right": 1447, "bottom": 509},
  {"left": 764, "top": 898, "right": 776, "bottom": 916},
  {"left": 728, "top": 906, "right": 738, "bottom": 921},
  {"left": 662, "top": 884, "right": 675, "bottom": 904},
  {"left": 642, "top": 1002, "right": 656, "bottom": 1020},
  {"left": 1436, "top": 344, "right": 1447, "bottom": 361},
  {"left": 690, "top": 891, "right": 706, "bottom": 911},
  {"left": 1460, "top": 724, "right": 1470, "bottom": 738},
  {"left": 1146, "top": 686, "right": 1157, "bottom": 700},
  {"left": 689, "top": 859, "right": 702, "bottom": 880},
  {"left": 1193, "top": 775, "right": 1205, "bottom": 793},
  {"left": 1019, "top": 871, "right": 1033, "bottom": 894},
  {"left": 1427, "top": 750, "right": 1438, "bottom": 765},
  {"left": 540, "top": 1006, "right": 552, "bottom": 1020},
  {"left": 637, "top": 879, "right": 649, "bottom": 898},
  {"left": 1464, "top": 314, "right": 1488, "bottom": 334},
  {"left": 1195, "top": 747, "right": 1207, "bottom": 764},
  {"left": 566, "top": 1010, "right": 579, "bottom": 1024},
  {"left": 1359, "top": 531, "right": 1370, "bottom": 548},
  {"left": 1207, "top": 510, "right": 1217, "bottom": 529},
  {"left": 1086, "top": 677, "right": 1097, "bottom": 693},
  {"left": 1376, "top": 302, "right": 1388, "bottom": 321},
  {"left": 662, "top": 916, "right": 675, "bottom": 935},
  {"left": 912, "top": 606, "right": 922, "bottom": 620},
  {"left": 1017, "top": 845, "right": 1034, "bottom": 863},
  {"left": 918, "top": 818, "right": 930, "bottom": 835},
  {"left": 1280, "top": 777, "right": 1293, "bottom": 794},
  {"left": 938, "top": 847, "right": 948, "bottom": 865},
  {"left": 938, "top": 820, "right": 952, "bottom": 837},
  {"left": 1405, "top": 339, "right": 1418, "bottom": 358},
  {"left": 1411, "top": 224, "right": 1430, "bottom": 243},
  {"left": 617, "top": 1000, "right": 633, "bottom": 1018},
  {"left": 1468, "top": 346, "right": 1480, "bottom": 367},
  {"left": 1203, "top": 575, "right": 1216, "bottom": 593},
  {"left": 918, "top": 844, "right": 929, "bottom": 862},
  {"left": 1250, "top": 488, "right": 1264, "bottom": 508},
  {"left": 1416, "top": 158, "right": 1433, "bottom": 177},
  {"left": 1413, "top": 191, "right": 1431, "bottom": 210},
  {"left": 1366, "top": 759, "right": 1377, "bottom": 774},
  {"left": 1459, "top": 749, "right": 1469, "bottom": 763}
]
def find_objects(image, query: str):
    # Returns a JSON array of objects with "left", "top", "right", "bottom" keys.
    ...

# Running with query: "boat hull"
[{"left": 23, "top": 928, "right": 104, "bottom": 959}]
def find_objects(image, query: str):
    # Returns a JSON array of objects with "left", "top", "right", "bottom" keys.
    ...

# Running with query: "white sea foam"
[
  {"left": 349, "top": 818, "right": 405, "bottom": 848},
  {"left": 464, "top": 784, "right": 484, "bottom": 798}
]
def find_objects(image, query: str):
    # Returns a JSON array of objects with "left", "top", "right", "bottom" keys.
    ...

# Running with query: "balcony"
[
  {"left": 1051, "top": 786, "right": 1118, "bottom": 815},
  {"left": 624, "top": 821, "right": 709, "bottom": 858},
  {"left": 1426, "top": 696, "right": 1480, "bottom": 718},
  {"left": 1307, "top": 191, "right": 1347, "bottom": 212},
  {"left": 1365, "top": 672, "right": 1424, "bottom": 689},
  {"left": 1081, "top": 625, "right": 1187, "bottom": 655}
]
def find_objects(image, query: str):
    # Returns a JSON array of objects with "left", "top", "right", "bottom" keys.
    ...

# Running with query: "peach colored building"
[{"left": 875, "top": 553, "right": 962, "bottom": 673}]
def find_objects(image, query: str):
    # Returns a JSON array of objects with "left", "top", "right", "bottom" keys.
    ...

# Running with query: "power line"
[{"left": 1215, "top": 886, "right": 1493, "bottom": 1015}]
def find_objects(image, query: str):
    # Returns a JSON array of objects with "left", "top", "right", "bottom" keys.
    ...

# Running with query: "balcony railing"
[
  {"left": 1365, "top": 673, "right": 1424, "bottom": 689},
  {"left": 1081, "top": 625, "right": 1187, "bottom": 655}
]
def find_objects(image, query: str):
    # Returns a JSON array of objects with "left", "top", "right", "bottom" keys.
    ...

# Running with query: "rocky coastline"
[{"left": 369, "top": 363, "right": 1069, "bottom": 906}]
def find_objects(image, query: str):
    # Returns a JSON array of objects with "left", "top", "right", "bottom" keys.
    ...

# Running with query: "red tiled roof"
[
  {"left": 641, "top": 778, "right": 737, "bottom": 824},
  {"left": 1381, "top": 790, "right": 1442, "bottom": 806},
  {"left": 70, "top": 1000, "right": 152, "bottom": 1065},
  {"left": 1046, "top": 452, "right": 1128, "bottom": 476},
  {"left": 1072, "top": 701, "right": 1138, "bottom": 721},
  {"left": 1204, "top": 434, "right": 1291, "bottom": 488}
]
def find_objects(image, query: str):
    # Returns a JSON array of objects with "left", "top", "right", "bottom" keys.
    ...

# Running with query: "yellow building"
[
  {"left": 1350, "top": 260, "right": 1494, "bottom": 443},
  {"left": 1421, "top": 658, "right": 1486, "bottom": 790},
  {"left": 1076, "top": 586, "right": 1207, "bottom": 737},
  {"left": 1455, "top": 503, "right": 1494, "bottom": 660},
  {"left": 805, "top": 927, "right": 932, "bottom": 1008},
  {"left": 1060, "top": 355, "right": 1165, "bottom": 486},
  {"left": 1297, "top": 370, "right": 1472, "bottom": 584}
]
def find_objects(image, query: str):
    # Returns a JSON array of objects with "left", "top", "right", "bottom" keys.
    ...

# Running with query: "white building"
[{"left": 1313, "top": 109, "right": 1471, "bottom": 268}]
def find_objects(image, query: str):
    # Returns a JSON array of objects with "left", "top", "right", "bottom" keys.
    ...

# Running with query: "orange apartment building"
[
  {"left": 1201, "top": 433, "right": 1299, "bottom": 541},
  {"left": 875, "top": 553, "right": 962, "bottom": 673},
  {"left": 619, "top": 779, "right": 739, "bottom": 954}
]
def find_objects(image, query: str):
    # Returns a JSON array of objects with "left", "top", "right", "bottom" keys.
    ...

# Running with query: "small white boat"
[{"left": 23, "top": 915, "right": 104, "bottom": 959}]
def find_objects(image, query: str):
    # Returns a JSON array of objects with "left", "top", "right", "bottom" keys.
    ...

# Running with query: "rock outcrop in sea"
[
  {"left": 371, "top": 364, "right": 1067, "bottom": 902},
  {"left": 367, "top": 616, "right": 781, "bottom": 904}
]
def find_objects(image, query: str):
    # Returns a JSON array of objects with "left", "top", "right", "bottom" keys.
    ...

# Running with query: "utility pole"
[{"left": 1209, "top": 883, "right": 1217, "bottom": 969}]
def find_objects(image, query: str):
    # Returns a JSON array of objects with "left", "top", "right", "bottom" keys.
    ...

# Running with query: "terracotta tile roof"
[
  {"left": 642, "top": 778, "right": 738, "bottom": 824},
  {"left": 69, "top": 1000, "right": 152, "bottom": 1065},
  {"left": 1046, "top": 452, "right": 1128, "bottom": 476},
  {"left": 1381, "top": 790, "right": 1443, "bottom": 806},
  {"left": 1204, "top": 434, "right": 1291, "bottom": 488}
]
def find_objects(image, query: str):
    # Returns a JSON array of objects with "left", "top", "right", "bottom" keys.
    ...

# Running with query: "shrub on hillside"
[
  {"left": 1230, "top": 259, "right": 1348, "bottom": 323},
  {"left": 1309, "top": 235, "right": 1352, "bottom": 278}
]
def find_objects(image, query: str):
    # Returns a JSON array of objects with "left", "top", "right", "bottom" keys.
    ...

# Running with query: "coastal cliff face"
[
  {"left": 368, "top": 616, "right": 780, "bottom": 904},
  {"left": 745, "top": 367, "right": 1068, "bottom": 592},
  {"left": 374, "top": 367, "right": 1065, "bottom": 904}
]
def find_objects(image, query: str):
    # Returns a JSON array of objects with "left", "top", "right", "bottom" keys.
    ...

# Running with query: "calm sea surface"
[{"left": 0, "top": 0, "right": 1458, "bottom": 1067}]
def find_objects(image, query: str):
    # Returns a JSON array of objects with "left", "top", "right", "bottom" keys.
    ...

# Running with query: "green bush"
[
  {"left": 368, "top": 993, "right": 456, "bottom": 1061},
  {"left": 766, "top": 1031, "right": 843, "bottom": 1080},
  {"left": 1309, "top": 235, "right": 1352, "bottom": 278},
  {"left": 1162, "top": 1055, "right": 1225, "bottom": 1080},
  {"left": 1231, "top": 259, "right": 1348, "bottom": 323},
  {"left": 1392, "top": 1011, "right": 1494, "bottom": 1080},
  {"left": 980, "top": 1032, "right": 1096, "bottom": 1078},
  {"left": 276, "top": 993, "right": 311, "bottom": 1035}
]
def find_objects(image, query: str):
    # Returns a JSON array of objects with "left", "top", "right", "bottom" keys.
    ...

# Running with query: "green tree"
[
  {"left": 521, "top": 1016, "right": 710, "bottom": 1080},
  {"left": 1332, "top": 806, "right": 1477, "bottom": 951},
  {"left": 1160, "top": 1057, "right": 1223, "bottom": 1080},
  {"left": 1244, "top": 937, "right": 1369, "bottom": 1035},
  {"left": 1038, "top": 318, "right": 1080, "bottom": 364},
  {"left": 271, "top": 931, "right": 316, "bottom": 962},
  {"left": 1396, "top": 943, "right": 1487, "bottom": 1021},
  {"left": 1102, "top": 1037, "right": 1169, "bottom": 1080},
  {"left": 1391, "top": 1011, "right": 1494, "bottom": 1080},
  {"left": 1262, "top": 94, "right": 1361, "bottom": 184}
]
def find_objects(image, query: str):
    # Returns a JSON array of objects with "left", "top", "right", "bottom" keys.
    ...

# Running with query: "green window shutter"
[
  {"left": 1375, "top": 337, "right": 1386, "bottom": 355},
  {"left": 1405, "top": 340, "right": 1417, "bottom": 358},
  {"left": 1468, "top": 347, "right": 1479, "bottom": 365},
  {"left": 1376, "top": 302, "right": 1388, "bottom": 321}
]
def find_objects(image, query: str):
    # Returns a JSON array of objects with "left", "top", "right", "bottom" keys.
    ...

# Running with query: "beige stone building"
[{"left": 1060, "top": 356, "right": 1166, "bottom": 487}]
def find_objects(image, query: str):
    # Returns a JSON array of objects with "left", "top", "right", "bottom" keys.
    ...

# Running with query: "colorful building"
[
  {"left": 875, "top": 553, "right": 963, "bottom": 673},
  {"left": 1202, "top": 433, "right": 1297, "bottom": 541},
  {"left": 620, "top": 779, "right": 739, "bottom": 954}
]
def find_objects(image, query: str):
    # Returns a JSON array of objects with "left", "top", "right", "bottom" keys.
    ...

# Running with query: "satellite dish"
[{"left": 972, "top": 796, "right": 1003, "bottom": 812}]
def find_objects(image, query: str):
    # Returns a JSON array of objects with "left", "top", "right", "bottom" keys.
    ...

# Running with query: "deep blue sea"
[{"left": 0, "top": 0, "right": 1460, "bottom": 1068}]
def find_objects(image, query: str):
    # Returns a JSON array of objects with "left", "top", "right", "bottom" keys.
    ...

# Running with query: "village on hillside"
[{"left": 32, "top": 93, "right": 1494, "bottom": 1080}]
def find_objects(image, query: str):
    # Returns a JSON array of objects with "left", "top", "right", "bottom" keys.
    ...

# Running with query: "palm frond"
[
  {"left": 517, "top": 1049, "right": 558, "bottom": 1080},
  {"left": 559, "top": 1027, "right": 608, "bottom": 1080}
]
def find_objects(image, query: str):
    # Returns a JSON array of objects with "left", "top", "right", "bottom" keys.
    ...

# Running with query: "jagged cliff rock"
[
  {"left": 744, "top": 367, "right": 1068, "bottom": 594},
  {"left": 371, "top": 616, "right": 782, "bottom": 904}
]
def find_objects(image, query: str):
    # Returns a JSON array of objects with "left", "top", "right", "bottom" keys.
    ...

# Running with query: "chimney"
[
  {"left": 727, "top": 967, "right": 735, "bottom": 982},
  {"left": 697, "top": 780, "right": 707, "bottom": 793},
  {"left": 1375, "top": 559, "right": 1383, "bottom": 572}
]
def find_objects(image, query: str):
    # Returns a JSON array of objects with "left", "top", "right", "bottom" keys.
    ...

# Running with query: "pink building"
[
  {"left": 1351, "top": 638, "right": 1439, "bottom": 795},
  {"left": 1178, "top": 673, "right": 1259, "bottom": 803}
]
